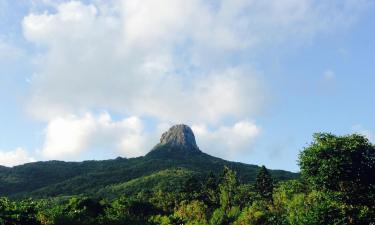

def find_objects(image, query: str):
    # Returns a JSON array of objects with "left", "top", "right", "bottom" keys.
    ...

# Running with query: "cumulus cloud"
[
  {"left": 41, "top": 113, "right": 154, "bottom": 160},
  {"left": 22, "top": 0, "right": 266, "bottom": 124},
  {"left": 19, "top": 0, "right": 370, "bottom": 159},
  {"left": 0, "top": 147, "right": 35, "bottom": 167},
  {"left": 23, "top": 0, "right": 368, "bottom": 123},
  {"left": 39, "top": 113, "right": 262, "bottom": 160},
  {"left": 192, "top": 121, "right": 260, "bottom": 160}
]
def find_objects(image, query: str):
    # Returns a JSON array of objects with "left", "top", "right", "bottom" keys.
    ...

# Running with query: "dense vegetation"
[
  {"left": 0, "top": 145, "right": 296, "bottom": 198},
  {"left": 0, "top": 133, "right": 374, "bottom": 224}
]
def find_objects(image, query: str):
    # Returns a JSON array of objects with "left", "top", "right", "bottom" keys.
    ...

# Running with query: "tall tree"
[
  {"left": 255, "top": 165, "right": 274, "bottom": 201},
  {"left": 219, "top": 166, "right": 238, "bottom": 212},
  {"left": 299, "top": 133, "right": 375, "bottom": 205},
  {"left": 203, "top": 172, "right": 220, "bottom": 207}
]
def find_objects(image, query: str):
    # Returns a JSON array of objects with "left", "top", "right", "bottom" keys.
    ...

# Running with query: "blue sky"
[{"left": 0, "top": 0, "right": 374, "bottom": 171}]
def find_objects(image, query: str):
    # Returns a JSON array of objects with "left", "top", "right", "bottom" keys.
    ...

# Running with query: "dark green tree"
[
  {"left": 105, "top": 197, "right": 158, "bottom": 224},
  {"left": 299, "top": 133, "right": 375, "bottom": 205},
  {"left": 182, "top": 175, "right": 203, "bottom": 201},
  {"left": 255, "top": 166, "right": 274, "bottom": 201},
  {"left": 203, "top": 172, "right": 220, "bottom": 207}
]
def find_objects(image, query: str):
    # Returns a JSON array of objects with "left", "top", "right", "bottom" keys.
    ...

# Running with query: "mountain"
[
  {"left": 0, "top": 124, "right": 298, "bottom": 199},
  {"left": 157, "top": 124, "right": 200, "bottom": 152}
]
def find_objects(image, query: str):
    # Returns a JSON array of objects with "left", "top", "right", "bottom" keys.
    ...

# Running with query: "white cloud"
[
  {"left": 353, "top": 125, "right": 375, "bottom": 143},
  {"left": 0, "top": 147, "right": 35, "bottom": 167},
  {"left": 23, "top": 0, "right": 369, "bottom": 123},
  {"left": 19, "top": 0, "right": 370, "bottom": 160},
  {"left": 41, "top": 115, "right": 262, "bottom": 160},
  {"left": 192, "top": 121, "right": 260, "bottom": 160},
  {"left": 41, "top": 112, "right": 153, "bottom": 160}
]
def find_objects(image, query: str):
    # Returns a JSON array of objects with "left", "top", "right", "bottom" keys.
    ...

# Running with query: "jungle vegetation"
[{"left": 0, "top": 133, "right": 374, "bottom": 225}]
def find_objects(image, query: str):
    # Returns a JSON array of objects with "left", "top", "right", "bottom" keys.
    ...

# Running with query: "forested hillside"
[
  {"left": 0, "top": 125, "right": 297, "bottom": 199},
  {"left": 0, "top": 126, "right": 374, "bottom": 224},
  {"left": 0, "top": 147, "right": 297, "bottom": 199}
]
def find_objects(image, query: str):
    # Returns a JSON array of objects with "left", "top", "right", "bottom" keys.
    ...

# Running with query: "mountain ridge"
[{"left": 0, "top": 124, "right": 299, "bottom": 198}]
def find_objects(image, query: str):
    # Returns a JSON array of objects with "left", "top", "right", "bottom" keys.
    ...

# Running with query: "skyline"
[{"left": 1, "top": 0, "right": 375, "bottom": 171}]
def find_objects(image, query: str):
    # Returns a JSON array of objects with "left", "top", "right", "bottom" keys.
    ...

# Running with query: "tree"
[
  {"left": 286, "top": 191, "right": 345, "bottom": 225},
  {"left": 0, "top": 197, "right": 40, "bottom": 225},
  {"left": 182, "top": 175, "right": 203, "bottom": 201},
  {"left": 175, "top": 200, "right": 208, "bottom": 225},
  {"left": 219, "top": 167, "right": 238, "bottom": 212},
  {"left": 209, "top": 208, "right": 226, "bottom": 225},
  {"left": 203, "top": 172, "right": 220, "bottom": 207},
  {"left": 255, "top": 166, "right": 274, "bottom": 201},
  {"left": 299, "top": 133, "right": 375, "bottom": 205},
  {"left": 105, "top": 196, "right": 158, "bottom": 224}
]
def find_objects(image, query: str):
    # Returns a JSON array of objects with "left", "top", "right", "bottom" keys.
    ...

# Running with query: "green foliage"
[
  {"left": 0, "top": 197, "right": 39, "bottom": 225},
  {"left": 209, "top": 208, "right": 226, "bottom": 225},
  {"left": 233, "top": 201, "right": 271, "bottom": 225},
  {"left": 219, "top": 166, "right": 239, "bottom": 212},
  {"left": 103, "top": 197, "right": 159, "bottom": 225},
  {"left": 203, "top": 172, "right": 220, "bottom": 208},
  {"left": 285, "top": 191, "right": 344, "bottom": 225},
  {"left": 175, "top": 200, "right": 208, "bottom": 225},
  {"left": 299, "top": 133, "right": 375, "bottom": 205},
  {"left": 98, "top": 168, "right": 195, "bottom": 199},
  {"left": 255, "top": 166, "right": 274, "bottom": 201},
  {"left": 0, "top": 132, "right": 373, "bottom": 225},
  {"left": 235, "top": 184, "right": 257, "bottom": 208},
  {"left": 0, "top": 147, "right": 297, "bottom": 198},
  {"left": 149, "top": 214, "right": 175, "bottom": 225}
]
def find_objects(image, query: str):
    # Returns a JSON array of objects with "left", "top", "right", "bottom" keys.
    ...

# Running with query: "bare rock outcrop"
[{"left": 159, "top": 124, "right": 200, "bottom": 151}]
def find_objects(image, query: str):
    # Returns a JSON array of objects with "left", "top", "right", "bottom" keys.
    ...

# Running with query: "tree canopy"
[
  {"left": 255, "top": 165, "right": 274, "bottom": 201},
  {"left": 299, "top": 133, "right": 375, "bottom": 205}
]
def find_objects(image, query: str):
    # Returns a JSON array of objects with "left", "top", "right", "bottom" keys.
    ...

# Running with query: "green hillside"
[
  {"left": 0, "top": 145, "right": 298, "bottom": 198},
  {"left": 0, "top": 132, "right": 373, "bottom": 225}
]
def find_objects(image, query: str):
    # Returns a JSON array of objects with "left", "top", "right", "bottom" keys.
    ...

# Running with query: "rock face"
[{"left": 159, "top": 124, "right": 200, "bottom": 151}]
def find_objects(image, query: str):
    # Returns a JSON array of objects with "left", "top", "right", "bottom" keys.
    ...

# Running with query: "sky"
[{"left": 0, "top": 0, "right": 374, "bottom": 171}]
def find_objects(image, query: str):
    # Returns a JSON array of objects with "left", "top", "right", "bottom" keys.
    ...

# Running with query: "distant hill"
[{"left": 0, "top": 124, "right": 298, "bottom": 198}]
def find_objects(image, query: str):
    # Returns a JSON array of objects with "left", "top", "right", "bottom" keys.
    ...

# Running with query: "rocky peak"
[{"left": 159, "top": 124, "right": 200, "bottom": 151}]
